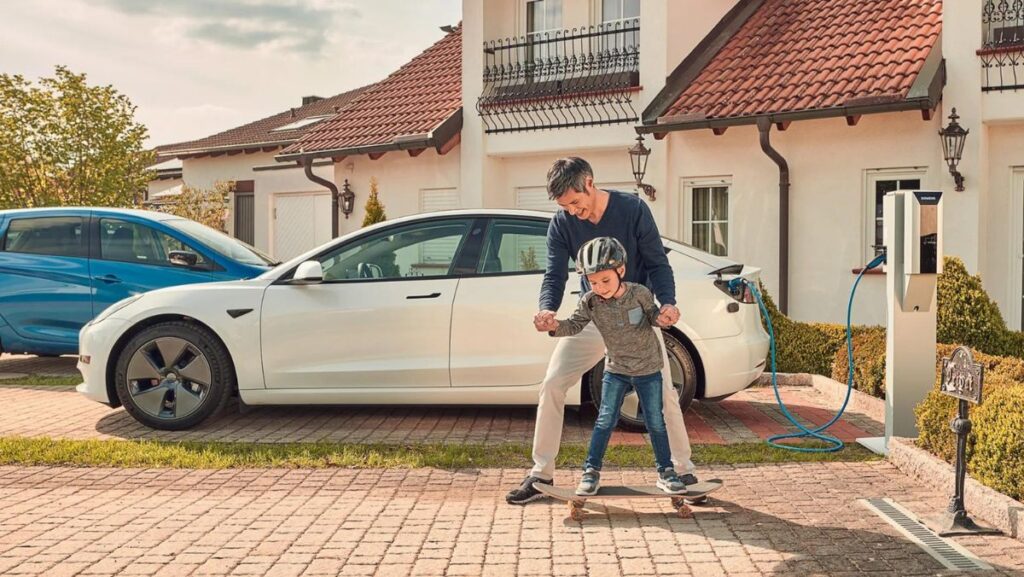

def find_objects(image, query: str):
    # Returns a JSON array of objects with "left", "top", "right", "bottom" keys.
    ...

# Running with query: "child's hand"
[{"left": 533, "top": 310, "right": 558, "bottom": 332}]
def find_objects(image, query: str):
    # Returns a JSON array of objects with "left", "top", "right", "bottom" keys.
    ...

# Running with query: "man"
[{"left": 505, "top": 157, "right": 697, "bottom": 505}]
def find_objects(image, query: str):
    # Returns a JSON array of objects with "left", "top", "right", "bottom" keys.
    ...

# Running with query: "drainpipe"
[
  {"left": 302, "top": 157, "right": 339, "bottom": 239},
  {"left": 757, "top": 117, "right": 790, "bottom": 315}
]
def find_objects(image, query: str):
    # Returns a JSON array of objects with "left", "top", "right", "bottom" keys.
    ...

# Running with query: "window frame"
[
  {"left": 276, "top": 216, "right": 486, "bottom": 285},
  {"left": 470, "top": 217, "right": 552, "bottom": 278},
  {"left": 862, "top": 168, "right": 926, "bottom": 264},
  {"left": 681, "top": 177, "right": 731, "bottom": 257},
  {"left": 600, "top": 0, "right": 640, "bottom": 25},
  {"left": 1, "top": 216, "right": 88, "bottom": 259}
]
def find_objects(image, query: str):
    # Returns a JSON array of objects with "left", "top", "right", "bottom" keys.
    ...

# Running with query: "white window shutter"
[
  {"left": 515, "top": 187, "right": 553, "bottom": 212},
  {"left": 419, "top": 188, "right": 461, "bottom": 264}
]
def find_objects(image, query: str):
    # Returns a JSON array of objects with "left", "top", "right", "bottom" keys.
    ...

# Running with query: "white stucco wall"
[{"left": 982, "top": 123, "right": 1024, "bottom": 330}]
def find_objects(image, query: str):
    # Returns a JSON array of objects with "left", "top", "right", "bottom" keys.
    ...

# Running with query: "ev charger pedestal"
[{"left": 858, "top": 190, "right": 943, "bottom": 455}]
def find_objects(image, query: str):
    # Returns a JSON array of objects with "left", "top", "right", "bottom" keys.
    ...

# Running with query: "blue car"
[{"left": 0, "top": 207, "right": 274, "bottom": 356}]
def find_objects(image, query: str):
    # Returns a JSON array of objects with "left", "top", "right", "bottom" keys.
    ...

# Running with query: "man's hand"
[
  {"left": 534, "top": 310, "right": 558, "bottom": 332},
  {"left": 656, "top": 304, "right": 680, "bottom": 327}
]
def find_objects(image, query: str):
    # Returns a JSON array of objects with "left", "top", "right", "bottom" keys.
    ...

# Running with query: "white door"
[
  {"left": 273, "top": 193, "right": 332, "bottom": 261},
  {"left": 450, "top": 216, "right": 577, "bottom": 388},
  {"left": 260, "top": 217, "right": 476, "bottom": 389}
]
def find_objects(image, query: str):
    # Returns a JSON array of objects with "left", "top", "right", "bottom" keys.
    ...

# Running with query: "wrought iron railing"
[
  {"left": 478, "top": 19, "right": 640, "bottom": 133},
  {"left": 980, "top": 0, "right": 1024, "bottom": 91}
]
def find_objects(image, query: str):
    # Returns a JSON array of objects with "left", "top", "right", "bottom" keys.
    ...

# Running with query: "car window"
[
  {"left": 99, "top": 219, "right": 210, "bottom": 267},
  {"left": 2, "top": 217, "right": 86, "bottom": 258},
  {"left": 477, "top": 219, "right": 549, "bottom": 274},
  {"left": 319, "top": 219, "right": 473, "bottom": 281}
]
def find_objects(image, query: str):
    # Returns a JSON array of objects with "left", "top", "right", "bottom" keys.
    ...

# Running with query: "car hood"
[{"left": 146, "top": 277, "right": 274, "bottom": 297}]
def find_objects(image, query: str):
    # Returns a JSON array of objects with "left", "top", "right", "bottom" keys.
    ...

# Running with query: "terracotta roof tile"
[
  {"left": 283, "top": 26, "right": 462, "bottom": 157},
  {"left": 662, "top": 0, "right": 940, "bottom": 122},
  {"left": 157, "top": 87, "right": 370, "bottom": 157}
]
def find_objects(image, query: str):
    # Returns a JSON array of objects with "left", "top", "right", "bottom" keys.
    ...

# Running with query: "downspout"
[
  {"left": 756, "top": 117, "right": 790, "bottom": 315},
  {"left": 302, "top": 157, "right": 339, "bottom": 239}
]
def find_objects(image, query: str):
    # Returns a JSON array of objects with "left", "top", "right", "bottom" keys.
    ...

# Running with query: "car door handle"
[
  {"left": 406, "top": 292, "right": 441, "bottom": 299},
  {"left": 571, "top": 290, "right": 581, "bottom": 295},
  {"left": 96, "top": 275, "right": 121, "bottom": 284}
]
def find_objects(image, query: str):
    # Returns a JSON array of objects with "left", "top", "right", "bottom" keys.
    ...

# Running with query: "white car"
[{"left": 77, "top": 210, "right": 769, "bottom": 431}]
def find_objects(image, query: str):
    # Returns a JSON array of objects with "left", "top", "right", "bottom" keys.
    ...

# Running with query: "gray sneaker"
[
  {"left": 656, "top": 468, "right": 687, "bottom": 494},
  {"left": 575, "top": 468, "right": 600, "bottom": 496}
]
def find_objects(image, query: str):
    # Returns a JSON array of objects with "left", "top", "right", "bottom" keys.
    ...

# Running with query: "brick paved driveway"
[{"left": 1, "top": 462, "right": 1021, "bottom": 577}]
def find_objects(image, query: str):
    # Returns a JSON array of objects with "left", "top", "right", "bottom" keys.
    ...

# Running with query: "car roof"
[{"left": 0, "top": 207, "right": 180, "bottom": 222}]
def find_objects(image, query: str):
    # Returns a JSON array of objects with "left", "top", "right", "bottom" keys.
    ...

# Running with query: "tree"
[
  {"left": 0, "top": 66, "right": 153, "bottom": 209},
  {"left": 362, "top": 176, "right": 387, "bottom": 227},
  {"left": 155, "top": 181, "right": 231, "bottom": 232}
]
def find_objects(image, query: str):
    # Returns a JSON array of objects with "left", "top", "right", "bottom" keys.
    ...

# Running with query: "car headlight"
[{"left": 92, "top": 294, "right": 144, "bottom": 324}]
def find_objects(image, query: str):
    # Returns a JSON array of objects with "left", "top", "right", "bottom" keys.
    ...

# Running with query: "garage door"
[{"left": 273, "top": 193, "right": 332, "bottom": 261}]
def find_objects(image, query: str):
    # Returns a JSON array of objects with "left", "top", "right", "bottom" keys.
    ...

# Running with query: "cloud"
[{"left": 94, "top": 0, "right": 361, "bottom": 55}]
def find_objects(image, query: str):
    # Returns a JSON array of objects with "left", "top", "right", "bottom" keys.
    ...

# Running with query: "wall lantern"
[
  {"left": 340, "top": 179, "right": 356, "bottom": 218},
  {"left": 939, "top": 108, "right": 969, "bottom": 192},
  {"left": 628, "top": 134, "right": 657, "bottom": 201}
]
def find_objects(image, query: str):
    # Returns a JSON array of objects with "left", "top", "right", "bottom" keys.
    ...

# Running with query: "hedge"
[
  {"left": 937, "top": 257, "right": 1018, "bottom": 358},
  {"left": 915, "top": 344, "right": 1024, "bottom": 502}
]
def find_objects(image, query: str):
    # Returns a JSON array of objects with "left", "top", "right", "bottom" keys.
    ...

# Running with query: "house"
[{"left": 151, "top": 87, "right": 367, "bottom": 260}]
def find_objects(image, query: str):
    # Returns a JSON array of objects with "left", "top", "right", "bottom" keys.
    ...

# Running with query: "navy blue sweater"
[{"left": 539, "top": 191, "right": 676, "bottom": 312}]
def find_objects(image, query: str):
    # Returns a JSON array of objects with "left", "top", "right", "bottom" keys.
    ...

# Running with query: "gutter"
[
  {"left": 756, "top": 118, "right": 790, "bottom": 315},
  {"left": 301, "top": 157, "right": 340, "bottom": 239}
]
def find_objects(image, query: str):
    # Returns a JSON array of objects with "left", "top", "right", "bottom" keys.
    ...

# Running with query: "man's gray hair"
[{"left": 546, "top": 157, "right": 594, "bottom": 200}]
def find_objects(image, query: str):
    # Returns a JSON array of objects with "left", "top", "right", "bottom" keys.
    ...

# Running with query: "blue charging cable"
[{"left": 727, "top": 251, "right": 887, "bottom": 452}]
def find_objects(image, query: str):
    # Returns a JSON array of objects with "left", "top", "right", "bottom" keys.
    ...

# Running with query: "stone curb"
[
  {"left": 888, "top": 436, "right": 1024, "bottom": 542},
  {"left": 754, "top": 372, "right": 885, "bottom": 422}
]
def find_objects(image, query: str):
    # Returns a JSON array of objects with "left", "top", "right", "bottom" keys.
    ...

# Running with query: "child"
[{"left": 539, "top": 236, "right": 688, "bottom": 496}]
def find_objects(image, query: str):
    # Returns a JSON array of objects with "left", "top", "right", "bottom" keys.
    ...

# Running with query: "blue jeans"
[{"left": 584, "top": 371, "right": 673, "bottom": 473}]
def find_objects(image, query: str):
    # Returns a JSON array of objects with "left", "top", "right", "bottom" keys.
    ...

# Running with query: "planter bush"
[{"left": 830, "top": 328, "right": 886, "bottom": 398}]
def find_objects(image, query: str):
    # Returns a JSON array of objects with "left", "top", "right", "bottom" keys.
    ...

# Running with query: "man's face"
[
  {"left": 556, "top": 184, "right": 595, "bottom": 220},
  {"left": 586, "top": 266, "right": 625, "bottom": 299}
]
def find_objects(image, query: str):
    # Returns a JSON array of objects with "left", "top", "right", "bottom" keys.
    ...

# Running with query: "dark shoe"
[
  {"left": 506, "top": 475, "right": 552, "bottom": 505},
  {"left": 679, "top": 473, "right": 698, "bottom": 486},
  {"left": 656, "top": 468, "right": 687, "bottom": 494},
  {"left": 575, "top": 468, "right": 600, "bottom": 496}
]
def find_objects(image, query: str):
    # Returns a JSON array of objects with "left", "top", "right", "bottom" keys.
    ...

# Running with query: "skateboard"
[{"left": 534, "top": 479, "right": 723, "bottom": 521}]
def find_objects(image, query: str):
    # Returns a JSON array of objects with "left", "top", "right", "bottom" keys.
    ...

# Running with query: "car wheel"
[
  {"left": 114, "top": 321, "right": 234, "bottom": 430},
  {"left": 587, "top": 330, "right": 698, "bottom": 432}
]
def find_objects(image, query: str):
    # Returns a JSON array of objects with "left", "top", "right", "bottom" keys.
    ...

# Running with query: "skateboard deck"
[{"left": 534, "top": 480, "right": 723, "bottom": 520}]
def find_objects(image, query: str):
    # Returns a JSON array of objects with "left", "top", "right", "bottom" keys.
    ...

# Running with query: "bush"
[
  {"left": 830, "top": 328, "right": 887, "bottom": 398},
  {"left": 915, "top": 344, "right": 1024, "bottom": 501},
  {"left": 937, "top": 256, "right": 1015, "bottom": 358},
  {"left": 757, "top": 284, "right": 848, "bottom": 375}
]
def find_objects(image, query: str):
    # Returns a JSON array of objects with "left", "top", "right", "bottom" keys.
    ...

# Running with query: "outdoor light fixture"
[
  {"left": 628, "top": 134, "right": 656, "bottom": 201},
  {"left": 939, "top": 108, "right": 969, "bottom": 192},
  {"left": 340, "top": 179, "right": 356, "bottom": 218}
]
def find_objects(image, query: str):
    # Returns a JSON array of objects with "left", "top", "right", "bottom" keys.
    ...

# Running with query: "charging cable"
[{"left": 727, "top": 251, "right": 886, "bottom": 452}]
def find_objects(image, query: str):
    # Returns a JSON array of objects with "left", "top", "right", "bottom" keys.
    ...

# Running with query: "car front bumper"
[{"left": 75, "top": 317, "right": 129, "bottom": 406}]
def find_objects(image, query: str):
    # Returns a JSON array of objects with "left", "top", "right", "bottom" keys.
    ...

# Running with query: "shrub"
[
  {"left": 757, "top": 284, "right": 848, "bottom": 375},
  {"left": 937, "top": 257, "right": 1013, "bottom": 357},
  {"left": 830, "top": 328, "right": 887, "bottom": 398}
]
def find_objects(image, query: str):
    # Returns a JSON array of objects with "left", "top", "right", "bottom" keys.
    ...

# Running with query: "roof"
[
  {"left": 278, "top": 25, "right": 462, "bottom": 161},
  {"left": 640, "top": 0, "right": 944, "bottom": 133},
  {"left": 156, "top": 87, "right": 370, "bottom": 158}
]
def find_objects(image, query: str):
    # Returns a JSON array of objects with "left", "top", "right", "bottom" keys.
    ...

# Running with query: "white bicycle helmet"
[{"left": 576, "top": 237, "right": 627, "bottom": 275}]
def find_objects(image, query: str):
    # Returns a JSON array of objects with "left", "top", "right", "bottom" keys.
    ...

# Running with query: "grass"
[
  {"left": 0, "top": 438, "right": 881, "bottom": 470},
  {"left": 0, "top": 375, "right": 80, "bottom": 387}
]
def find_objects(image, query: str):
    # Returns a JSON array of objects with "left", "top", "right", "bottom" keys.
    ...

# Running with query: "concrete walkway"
[{"left": 0, "top": 462, "right": 1021, "bottom": 576}]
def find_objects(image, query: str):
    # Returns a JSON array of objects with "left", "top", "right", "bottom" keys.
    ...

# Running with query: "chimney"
[{"left": 302, "top": 95, "right": 324, "bottom": 106}]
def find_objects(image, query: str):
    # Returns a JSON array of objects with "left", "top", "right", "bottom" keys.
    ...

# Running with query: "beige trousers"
[{"left": 530, "top": 322, "right": 695, "bottom": 480}]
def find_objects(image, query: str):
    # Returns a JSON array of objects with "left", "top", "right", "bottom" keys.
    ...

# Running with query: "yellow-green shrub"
[
  {"left": 757, "top": 284, "right": 849, "bottom": 375},
  {"left": 938, "top": 257, "right": 1016, "bottom": 358},
  {"left": 831, "top": 328, "right": 887, "bottom": 398}
]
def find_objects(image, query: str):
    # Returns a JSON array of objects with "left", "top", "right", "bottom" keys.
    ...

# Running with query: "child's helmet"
[{"left": 576, "top": 237, "right": 627, "bottom": 275}]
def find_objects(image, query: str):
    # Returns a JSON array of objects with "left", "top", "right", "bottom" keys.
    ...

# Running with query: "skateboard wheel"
[
  {"left": 671, "top": 497, "right": 686, "bottom": 508},
  {"left": 686, "top": 496, "right": 710, "bottom": 506},
  {"left": 569, "top": 501, "right": 584, "bottom": 521},
  {"left": 676, "top": 504, "right": 692, "bottom": 519}
]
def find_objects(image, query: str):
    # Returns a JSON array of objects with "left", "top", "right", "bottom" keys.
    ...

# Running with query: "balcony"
[
  {"left": 477, "top": 18, "right": 640, "bottom": 134},
  {"left": 980, "top": 0, "right": 1024, "bottom": 91}
]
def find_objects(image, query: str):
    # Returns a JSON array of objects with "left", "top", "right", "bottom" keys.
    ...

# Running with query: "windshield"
[{"left": 165, "top": 219, "right": 276, "bottom": 267}]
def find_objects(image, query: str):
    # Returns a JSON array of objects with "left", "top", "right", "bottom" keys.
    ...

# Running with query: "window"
[
  {"left": 602, "top": 0, "right": 640, "bottom": 23},
  {"left": 690, "top": 185, "right": 729, "bottom": 256},
  {"left": 2, "top": 217, "right": 86, "bottom": 258},
  {"left": 478, "top": 219, "right": 548, "bottom": 274},
  {"left": 526, "top": 0, "right": 563, "bottom": 65},
  {"left": 865, "top": 172, "right": 923, "bottom": 259},
  {"left": 318, "top": 219, "right": 472, "bottom": 281},
  {"left": 99, "top": 219, "right": 209, "bottom": 268}
]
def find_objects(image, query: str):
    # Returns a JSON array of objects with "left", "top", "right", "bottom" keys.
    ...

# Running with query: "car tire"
[
  {"left": 586, "top": 330, "right": 698, "bottom": 432},
  {"left": 114, "top": 321, "right": 234, "bottom": 430}
]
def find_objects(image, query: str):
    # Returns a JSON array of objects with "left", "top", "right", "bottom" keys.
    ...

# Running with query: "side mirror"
[
  {"left": 169, "top": 250, "right": 199, "bottom": 267},
  {"left": 293, "top": 260, "right": 324, "bottom": 284}
]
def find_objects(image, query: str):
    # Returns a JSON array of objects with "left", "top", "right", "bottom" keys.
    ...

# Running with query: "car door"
[
  {"left": 449, "top": 217, "right": 578, "bottom": 388},
  {"left": 0, "top": 214, "right": 92, "bottom": 351},
  {"left": 260, "top": 217, "right": 479, "bottom": 390},
  {"left": 89, "top": 216, "right": 228, "bottom": 316}
]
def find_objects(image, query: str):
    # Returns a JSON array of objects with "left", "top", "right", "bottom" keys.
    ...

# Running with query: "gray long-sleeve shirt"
[{"left": 551, "top": 282, "right": 664, "bottom": 377}]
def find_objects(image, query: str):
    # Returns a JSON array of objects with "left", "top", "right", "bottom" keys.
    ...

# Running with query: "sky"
[{"left": 0, "top": 0, "right": 462, "bottom": 147}]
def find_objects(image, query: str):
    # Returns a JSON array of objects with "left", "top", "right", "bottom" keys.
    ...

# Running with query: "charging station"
[{"left": 858, "top": 190, "right": 943, "bottom": 455}]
